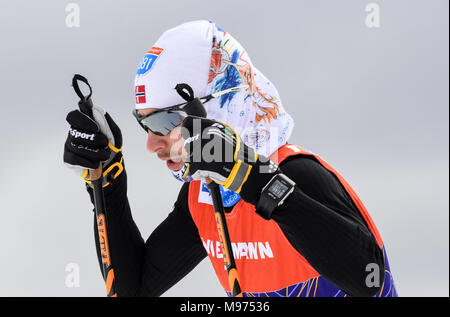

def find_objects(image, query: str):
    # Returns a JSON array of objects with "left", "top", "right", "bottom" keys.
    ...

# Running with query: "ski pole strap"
[
  {"left": 173, "top": 83, "right": 207, "bottom": 118},
  {"left": 175, "top": 83, "right": 194, "bottom": 102},
  {"left": 72, "top": 74, "right": 95, "bottom": 118},
  {"left": 72, "top": 74, "right": 92, "bottom": 101}
]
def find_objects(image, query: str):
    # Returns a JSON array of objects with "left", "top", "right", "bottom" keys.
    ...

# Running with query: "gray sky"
[{"left": 0, "top": 0, "right": 448, "bottom": 296}]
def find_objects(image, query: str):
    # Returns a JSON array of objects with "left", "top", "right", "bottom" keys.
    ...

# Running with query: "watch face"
[{"left": 268, "top": 180, "right": 289, "bottom": 198}]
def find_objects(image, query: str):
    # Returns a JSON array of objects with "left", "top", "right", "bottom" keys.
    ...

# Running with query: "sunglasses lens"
[{"left": 140, "top": 111, "right": 181, "bottom": 136}]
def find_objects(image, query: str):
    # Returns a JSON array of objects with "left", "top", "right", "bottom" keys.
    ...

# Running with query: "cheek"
[
  {"left": 168, "top": 128, "right": 184, "bottom": 153},
  {"left": 146, "top": 133, "right": 166, "bottom": 153}
]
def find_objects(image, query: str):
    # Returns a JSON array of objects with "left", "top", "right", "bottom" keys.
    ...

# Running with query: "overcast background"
[{"left": 0, "top": 0, "right": 448, "bottom": 297}]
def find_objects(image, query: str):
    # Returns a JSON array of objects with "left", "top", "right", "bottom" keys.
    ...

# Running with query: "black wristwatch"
[{"left": 256, "top": 173, "right": 296, "bottom": 220}]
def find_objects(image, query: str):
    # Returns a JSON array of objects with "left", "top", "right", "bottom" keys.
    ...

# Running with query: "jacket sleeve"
[
  {"left": 239, "top": 155, "right": 385, "bottom": 297},
  {"left": 87, "top": 166, "right": 207, "bottom": 297}
]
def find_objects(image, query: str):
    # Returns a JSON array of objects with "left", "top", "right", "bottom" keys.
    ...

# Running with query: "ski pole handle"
[
  {"left": 73, "top": 74, "right": 117, "bottom": 297},
  {"left": 206, "top": 179, "right": 243, "bottom": 297}
]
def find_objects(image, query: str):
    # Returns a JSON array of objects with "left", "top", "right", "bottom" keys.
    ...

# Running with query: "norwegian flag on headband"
[{"left": 135, "top": 85, "right": 146, "bottom": 104}]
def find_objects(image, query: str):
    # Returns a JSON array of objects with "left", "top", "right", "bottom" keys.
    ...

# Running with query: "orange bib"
[{"left": 188, "top": 144, "right": 393, "bottom": 296}]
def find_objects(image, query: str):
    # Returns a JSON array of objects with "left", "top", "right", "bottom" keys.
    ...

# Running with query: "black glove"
[
  {"left": 64, "top": 104, "right": 123, "bottom": 187},
  {"left": 181, "top": 116, "right": 279, "bottom": 199}
]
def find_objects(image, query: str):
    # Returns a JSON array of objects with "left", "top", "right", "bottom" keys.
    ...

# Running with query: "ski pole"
[
  {"left": 72, "top": 74, "right": 117, "bottom": 297},
  {"left": 173, "top": 83, "right": 243, "bottom": 297},
  {"left": 206, "top": 179, "right": 243, "bottom": 297}
]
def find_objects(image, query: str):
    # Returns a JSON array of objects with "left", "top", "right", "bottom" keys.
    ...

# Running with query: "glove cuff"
[
  {"left": 82, "top": 152, "right": 124, "bottom": 189},
  {"left": 238, "top": 156, "right": 280, "bottom": 206}
]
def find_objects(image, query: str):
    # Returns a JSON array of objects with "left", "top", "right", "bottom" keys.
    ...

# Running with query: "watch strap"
[{"left": 256, "top": 189, "right": 279, "bottom": 220}]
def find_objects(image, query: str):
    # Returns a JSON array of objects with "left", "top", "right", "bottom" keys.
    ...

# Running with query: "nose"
[{"left": 146, "top": 131, "right": 166, "bottom": 153}]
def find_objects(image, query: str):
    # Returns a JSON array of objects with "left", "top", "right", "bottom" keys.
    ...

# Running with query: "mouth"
[
  {"left": 166, "top": 158, "right": 185, "bottom": 171},
  {"left": 158, "top": 154, "right": 185, "bottom": 171},
  {"left": 157, "top": 143, "right": 188, "bottom": 172}
]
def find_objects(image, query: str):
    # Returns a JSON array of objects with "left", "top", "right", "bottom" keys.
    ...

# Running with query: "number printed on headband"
[{"left": 136, "top": 47, "right": 164, "bottom": 75}]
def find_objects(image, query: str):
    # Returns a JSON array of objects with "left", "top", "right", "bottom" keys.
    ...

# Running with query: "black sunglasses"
[{"left": 133, "top": 83, "right": 248, "bottom": 136}]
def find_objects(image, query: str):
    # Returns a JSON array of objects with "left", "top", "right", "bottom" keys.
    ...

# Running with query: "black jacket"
[{"left": 88, "top": 155, "right": 385, "bottom": 297}]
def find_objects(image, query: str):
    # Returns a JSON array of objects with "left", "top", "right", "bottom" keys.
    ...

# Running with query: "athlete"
[{"left": 63, "top": 21, "right": 397, "bottom": 297}]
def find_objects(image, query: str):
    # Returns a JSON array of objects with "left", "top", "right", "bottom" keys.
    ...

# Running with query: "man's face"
[{"left": 138, "top": 108, "right": 186, "bottom": 171}]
